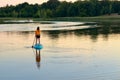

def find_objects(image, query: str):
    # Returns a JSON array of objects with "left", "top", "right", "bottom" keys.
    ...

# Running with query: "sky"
[{"left": 0, "top": 0, "right": 77, "bottom": 7}]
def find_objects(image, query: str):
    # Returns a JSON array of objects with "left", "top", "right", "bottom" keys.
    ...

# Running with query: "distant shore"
[{"left": 0, "top": 15, "right": 120, "bottom": 25}]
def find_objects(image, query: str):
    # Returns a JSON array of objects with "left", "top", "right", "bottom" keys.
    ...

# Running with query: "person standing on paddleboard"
[{"left": 35, "top": 27, "right": 41, "bottom": 44}]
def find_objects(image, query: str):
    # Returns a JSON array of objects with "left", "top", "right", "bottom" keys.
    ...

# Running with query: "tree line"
[{"left": 0, "top": 0, "right": 120, "bottom": 18}]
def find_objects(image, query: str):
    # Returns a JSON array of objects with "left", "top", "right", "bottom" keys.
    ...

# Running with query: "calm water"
[{"left": 0, "top": 21, "right": 120, "bottom": 80}]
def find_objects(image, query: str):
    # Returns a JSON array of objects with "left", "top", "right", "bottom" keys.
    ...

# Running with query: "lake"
[{"left": 0, "top": 20, "right": 120, "bottom": 80}]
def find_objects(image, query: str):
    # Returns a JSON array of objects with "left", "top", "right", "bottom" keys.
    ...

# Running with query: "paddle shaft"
[{"left": 32, "top": 36, "right": 36, "bottom": 47}]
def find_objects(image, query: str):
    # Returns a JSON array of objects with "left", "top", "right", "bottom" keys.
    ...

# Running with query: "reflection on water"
[
  {"left": 0, "top": 22, "right": 120, "bottom": 80},
  {"left": 0, "top": 21, "right": 87, "bottom": 31},
  {"left": 33, "top": 49, "right": 41, "bottom": 69},
  {"left": 44, "top": 25, "right": 120, "bottom": 42}
]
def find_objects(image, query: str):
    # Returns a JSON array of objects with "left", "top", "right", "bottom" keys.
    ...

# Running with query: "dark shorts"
[{"left": 36, "top": 35, "right": 40, "bottom": 38}]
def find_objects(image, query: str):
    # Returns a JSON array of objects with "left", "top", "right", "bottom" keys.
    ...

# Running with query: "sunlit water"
[{"left": 0, "top": 21, "right": 120, "bottom": 80}]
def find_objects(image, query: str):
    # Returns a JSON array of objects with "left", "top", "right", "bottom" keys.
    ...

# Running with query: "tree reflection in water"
[{"left": 44, "top": 24, "right": 120, "bottom": 42}]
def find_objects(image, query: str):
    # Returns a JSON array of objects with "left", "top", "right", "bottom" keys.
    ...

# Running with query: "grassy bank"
[
  {"left": 33, "top": 15, "right": 120, "bottom": 25},
  {"left": 0, "top": 15, "right": 120, "bottom": 24}
]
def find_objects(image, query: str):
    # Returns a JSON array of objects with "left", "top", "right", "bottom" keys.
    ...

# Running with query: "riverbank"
[
  {"left": 0, "top": 15, "right": 120, "bottom": 25},
  {"left": 40, "top": 15, "right": 120, "bottom": 25}
]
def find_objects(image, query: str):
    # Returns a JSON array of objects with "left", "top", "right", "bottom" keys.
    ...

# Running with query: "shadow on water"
[
  {"left": 3, "top": 23, "right": 120, "bottom": 43},
  {"left": 2, "top": 23, "right": 119, "bottom": 44},
  {"left": 44, "top": 30, "right": 73, "bottom": 40},
  {"left": 43, "top": 24, "right": 120, "bottom": 42}
]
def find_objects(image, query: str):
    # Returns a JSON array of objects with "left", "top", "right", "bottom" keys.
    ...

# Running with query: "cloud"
[{"left": 0, "top": 0, "right": 77, "bottom": 7}]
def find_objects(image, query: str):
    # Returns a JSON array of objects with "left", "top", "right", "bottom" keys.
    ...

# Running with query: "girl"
[{"left": 35, "top": 27, "right": 40, "bottom": 44}]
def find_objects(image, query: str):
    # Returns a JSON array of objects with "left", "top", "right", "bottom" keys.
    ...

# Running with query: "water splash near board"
[{"left": 32, "top": 44, "right": 43, "bottom": 50}]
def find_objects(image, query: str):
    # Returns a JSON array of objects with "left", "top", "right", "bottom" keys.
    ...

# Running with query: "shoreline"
[{"left": 0, "top": 16, "right": 120, "bottom": 24}]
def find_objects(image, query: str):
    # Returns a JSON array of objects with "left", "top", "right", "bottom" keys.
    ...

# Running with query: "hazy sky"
[{"left": 0, "top": 0, "right": 77, "bottom": 7}]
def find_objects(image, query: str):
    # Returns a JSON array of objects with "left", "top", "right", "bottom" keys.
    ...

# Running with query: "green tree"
[
  {"left": 34, "top": 10, "right": 41, "bottom": 18},
  {"left": 67, "top": 3, "right": 77, "bottom": 17},
  {"left": 0, "top": 0, "right": 120, "bottom": 18},
  {"left": 56, "top": 1, "right": 70, "bottom": 17},
  {"left": 11, "top": 10, "right": 18, "bottom": 17}
]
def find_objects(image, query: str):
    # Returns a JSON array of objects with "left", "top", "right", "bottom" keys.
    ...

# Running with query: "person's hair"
[{"left": 37, "top": 27, "right": 39, "bottom": 30}]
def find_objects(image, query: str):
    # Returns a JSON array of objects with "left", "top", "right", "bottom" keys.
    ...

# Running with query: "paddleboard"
[{"left": 32, "top": 44, "right": 43, "bottom": 50}]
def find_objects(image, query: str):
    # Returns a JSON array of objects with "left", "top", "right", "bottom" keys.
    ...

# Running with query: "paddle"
[{"left": 32, "top": 36, "right": 36, "bottom": 48}]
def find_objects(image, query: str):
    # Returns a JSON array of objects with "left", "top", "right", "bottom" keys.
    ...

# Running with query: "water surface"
[{"left": 0, "top": 21, "right": 120, "bottom": 80}]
